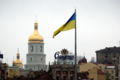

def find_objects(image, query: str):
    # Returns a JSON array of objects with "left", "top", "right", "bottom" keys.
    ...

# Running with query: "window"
[
  {"left": 105, "top": 54, "right": 108, "bottom": 58},
  {"left": 40, "top": 46, "right": 42, "bottom": 52},
  {"left": 111, "top": 76, "right": 114, "bottom": 79},
  {"left": 30, "top": 57, "right": 32, "bottom": 61},
  {"left": 30, "top": 46, "right": 33, "bottom": 52},
  {"left": 41, "top": 58, "right": 43, "bottom": 61}
]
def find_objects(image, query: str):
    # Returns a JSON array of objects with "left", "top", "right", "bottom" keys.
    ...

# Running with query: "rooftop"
[{"left": 96, "top": 46, "right": 120, "bottom": 53}]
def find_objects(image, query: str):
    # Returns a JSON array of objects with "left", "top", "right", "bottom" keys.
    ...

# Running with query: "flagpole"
[{"left": 74, "top": 9, "right": 77, "bottom": 80}]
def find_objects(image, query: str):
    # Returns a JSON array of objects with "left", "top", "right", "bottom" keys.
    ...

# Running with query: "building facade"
[
  {"left": 96, "top": 47, "right": 120, "bottom": 64},
  {"left": 0, "top": 62, "right": 8, "bottom": 80},
  {"left": 50, "top": 49, "right": 77, "bottom": 80},
  {"left": 50, "top": 64, "right": 75, "bottom": 80},
  {"left": 79, "top": 63, "right": 106, "bottom": 80},
  {"left": 25, "top": 22, "right": 47, "bottom": 71},
  {"left": 105, "top": 65, "right": 116, "bottom": 80},
  {"left": 96, "top": 46, "right": 120, "bottom": 80}
]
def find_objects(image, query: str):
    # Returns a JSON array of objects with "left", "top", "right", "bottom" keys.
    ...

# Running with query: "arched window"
[
  {"left": 30, "top": 46, "right": 33, "bottom": 52},
  {"left": 40, "top": 46, "right": 42, "bottom": 52}
]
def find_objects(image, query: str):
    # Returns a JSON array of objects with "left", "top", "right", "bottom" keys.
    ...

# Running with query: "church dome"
[
  {"left": 14, "top": 59, "right": 22, "bottom": 64},
  {"left": 28, "top": 30, "right": 43, "bottom": 41},
  {"left": 78, "top": 56, "right": 87, "bottom": 64},
  {"left": 13, "top": 59, "right": 23, "bottom": 68},
  {"left": 13, "top": 50, "right": 23, "bottom": 68},
  {"left": 28, "top": 22, "right": 44, "bottom": 43}
]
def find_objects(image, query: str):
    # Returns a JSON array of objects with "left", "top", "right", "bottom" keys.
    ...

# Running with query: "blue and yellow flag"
[{"left": 53, "top": 12, "right": 76, "bottom": 38}]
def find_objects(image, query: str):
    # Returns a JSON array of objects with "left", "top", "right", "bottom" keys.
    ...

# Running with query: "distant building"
[
  {"left": 7, "top": 50, "right": 29, "bottom": 78},
  {"left": 25, "top": 22, "right": 47, "bottom": 71},
  {"left": 50, "top": 64, "right": 75, "bottom": 80},
  {"left": 96, "top": 46, "right": 120, "bottom": 80},
  {"left": 9, "top": 50, "right": 24, "bottom": 78},
  {"left": 13, "top": 50, "right": 23, "bottom": 68},
  {"left": 7, "top": 66, "right": 21, "bottom": 78},
  {"left": 0, "top": 62, "right": 8, "bottom": 80},
  {"left": 79, "top": 62, "right": 106, "bottom": 80},
  {"left": 98, "top": 64, "right": 116, "bottom": 80},
  {"left": 7, "top": 66, "right": 29, "bottom": 78},
  {"left": 106, "top": 65, "right": 116, "bottom": 80},
  {"left": 50, "top": 49, "right": 79, "bottom": 80},
  {"left": 96, "top": 46, "right": 120, "bottom": 64},
  {"left": 78, "top": 56, "right": 87, "bottom": 64}
]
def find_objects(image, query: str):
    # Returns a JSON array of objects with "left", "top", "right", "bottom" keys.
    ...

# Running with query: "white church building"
[{"left": 25, "top": 22, "right": 47, "bottom": 71}]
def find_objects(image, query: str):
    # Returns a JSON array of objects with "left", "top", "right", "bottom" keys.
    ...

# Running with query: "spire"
[
  {"left": 13, "top": 56, "right": 15, "bottom": 66},
  {"left": 17, "top": 48, "right": 20, "bottom": 59},
  {"left": 34, "top": 22, "right": 38, "bottom": 30},
  {"left": 34, "top": 16, "right": 38, "bottom": 30}
]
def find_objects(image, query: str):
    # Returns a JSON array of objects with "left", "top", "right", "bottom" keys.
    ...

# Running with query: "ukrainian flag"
[{"left": 53, "top": 12, "right": 76, "bottom": 38}]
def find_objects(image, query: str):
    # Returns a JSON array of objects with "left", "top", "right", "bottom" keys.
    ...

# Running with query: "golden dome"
[
  {"left": 13, "top": 59, "right": 23, "bottom": 68},
  {"left": 28, "top": 22, "right": 44, "bottom": 43},
  {"left": 13, "top": 50, "right": 23, "bottom": 68},
  {"left": 14, "top": 59, "right": 22, "bottom": 64}
]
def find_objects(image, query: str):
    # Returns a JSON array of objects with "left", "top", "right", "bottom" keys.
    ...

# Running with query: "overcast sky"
[{"left": 0, "top": 0, "right": 120, "bottom": 66}]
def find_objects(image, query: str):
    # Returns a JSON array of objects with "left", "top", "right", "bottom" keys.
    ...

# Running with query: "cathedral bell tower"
[{"left": 25, "top": 22, "right": 47, "bottom": 71}]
